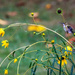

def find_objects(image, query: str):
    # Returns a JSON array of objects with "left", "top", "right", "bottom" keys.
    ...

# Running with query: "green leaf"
[
  {"left": 50, "top": 59, "right": 55, "bottom": 75},
  {"left": 47, "top": 68, "right": 49, "bottom": 75},
  {"left": 31, "top": 65, "right": 37, "bottom": 75},
  {"left": 65, "top": 64, "right": 70, "bottom": 75},
  {"left": 54, "top": 35, "right": 57, "bottom": 44},
  {"left": 47, "top": 66, "right": 65, "bottom": 74},
  {"left": 46, "top": 52, "right": 50, "bottom": 55},
  {"left": 32, "top": 62, "right": 35, "bottom": 66},
  {"left": 71, "top": 65, "right": 74, "bottom": 75},
  {"left": 68, "top": 58, "right": 75, "bottom": 67},
  {"left": 29, "top": 62, "right": 32, "bottom": 68},
  {"left": 12, "top": 51, "right": 15, "bottom": 57},
  {"left": 61, "top": 39, "right": 66, "bottom": 46},
  {"left": 59, "top": 56, "right": 62, "bottom": 75},
  {"left": 31, "top": 68, "right": 33, "bottom": 75},
  {"left": 34, "top": 65, "right": 37, "bottom": 72},
  {"left": 53, "top": 44, "right": 59, "bottom": 60}
]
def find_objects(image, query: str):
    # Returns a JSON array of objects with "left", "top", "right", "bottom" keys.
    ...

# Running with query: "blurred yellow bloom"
[
  {"left": 58, "top": 56, "right": 67, "bottom": 66},
  {"left": 31, "top": 12, "right": 34, "bottom": 16},
  {"left": 45, "top": 4, "right": 52, "bottom": 10},
  {"left": 65, "top": 46, "right": 72, "bottom": 51},
  {"left": 35, "top": 58, "right": 38, "bottom": 61},
  {"left": 0, "top": 28, "right": 5, "bottom": 37},
  {"left": 29, "top": 12, "right": 39, "bottom": 17},
  {"left": 51, "top": 40, "right": 55, "bottom": 43},
  {"left": 27, "top": 25, "right": 37, "bottom": 31},
  {"left": 74, "top": 33, "right": 75, "bottom": 36},
  {"left": 4, "top": 69, "right": 8, "bottom": 75},
  {"left": 33, "top": 32, "right": 36, "bottom": 35},
  {"left": 64, "top": 51, "right": 68, "bottom": 56},
  {"left": 42, "top": 33, "right": 45, "bottom": 36},
  {"left": 2, "top": 40, "right": 9, "bottom": 48},
  {"left": 36, "top": 25, "right": 46, "bottom": 32},
  {"left": 14, "top": 58, "right": 18, "bottom": 63},
  {"left": 27, "top": 25, "right": 46, "bottom": 32},
  {"left": 65, "top": 46, "right": 72, "bottom": 55}
]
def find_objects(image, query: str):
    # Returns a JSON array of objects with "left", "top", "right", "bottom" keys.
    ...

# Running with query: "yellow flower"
[
  {"left": 14, "top": 58, "right": 18, "bottom": 63},
  {"left": 33, "top": 32, "right": 36, "bottom": 35},
  {"left": 42, "top": 33, "right": 45, "bottom": 36},
  {"left": 0, "top": 28, "right": 5, "bottom": 37},
  {"left": 27, "top": 25, "right": 37, "bottom": 31},
  {"left": 58, "top": 56, "right": 67, "bottom": 66},
  {"left": 74, "top": 33, "right": 75, "bottom": 36},
  {"left": 64, "top": 51, "right": 68, "bottom": 56},
  {"left": 35, "top": 58, "right": 38, "bottom": 61},
  {"left": 36, "top": 25, "right": 46, "bottom": 32},
  {"left": 51, "top": 40, "right": 55, "bottom": 43},
  {"left": 65, "top": 46, "right": 72, "bottom": 55},
  {"left": 2, "top": 40, "right": 9, "bottom": 48},
  {"left": 4, "top": 69, "right": 8, "bottom": 75},
  {"left": 27, "top": 25, "right": 46, "bottom": 32},
  {"left": 31, "top": 12, "right": 34, "bottom": 16}
]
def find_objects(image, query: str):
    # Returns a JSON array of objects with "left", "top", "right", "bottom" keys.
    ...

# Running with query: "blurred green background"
[{"left": 0, "top": 0, "right": 75, "bottom": 75}]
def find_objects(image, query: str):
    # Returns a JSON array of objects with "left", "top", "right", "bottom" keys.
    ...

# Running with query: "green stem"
[
  {"left": 59, "top": 56, "right": 62, "bottom": 75},
  {"left": 53, "top": 44, "right": 59, "bottom": 60},
  {"left": 0, "top": 46, "right": 26, "bottom": 67}
]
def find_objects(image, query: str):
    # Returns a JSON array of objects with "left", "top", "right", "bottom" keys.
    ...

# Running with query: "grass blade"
[
  {"left": 50, "top": 59, "right": 55, "bottom": 75},
  {"left": 34, "top": 65, "right": 37, "bottom": 72},
  {"left": 59, "top": 56, "right": 62, "bottom": 75},
  {"left": 29, "top": 62, "right": 32, "bottom": 68},
  {"left": 53, "top": 44, "right": 59, "bottom": 60},
  {"left": 47, "top": 68, "right": 49, "bottom": 75},
  {"left": 71, "top": 65, "right": 74, "bottom": 75}
]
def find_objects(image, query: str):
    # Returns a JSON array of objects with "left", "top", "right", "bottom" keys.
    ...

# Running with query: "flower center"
[
  {"left": 62, "top": 57, "right": 64, "bottom": 60},
  {"left": 58, "top": 10, "right": 61, "bottom": 14}
]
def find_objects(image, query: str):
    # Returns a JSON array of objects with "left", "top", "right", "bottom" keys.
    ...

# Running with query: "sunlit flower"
[
  {"left": 58, "top": 56, "right": 67, "bottom": 66},
  {"left": 27, "top": 25, "right": 36, "bottom": 31},
  {"left": 65, "top": 46, "right": 72, "bottom": 55},
  {"left": 29, "top": 12, "right": 39, "bottom": 17},
  {"left": 2, "top": 40, "right": 9, "bottom": 48},
  {"left": 42, "top": 33, "right": 45, "bottom": 36},
  {"left": 0, "top": 28, "right": 5, "bottom": 37},
  {"left": 36, "top": 25, "right": 46, "bottom": 32},
  {"left": 51, "top": 40, "right": 55, "bottom": 44},
  {"left": 4, "top": 69, "right": 8, "bottom": 75},
  {"left": 27, "top": 25, "right": 46, "bottom": 32},
  {"left": 74, "top": 33, "right": 75, "bottom": 36},
  {"left": 35, "top": 58, "right": 38, "bottom": 61},
  {"left": 33, "top": 32, "right": 36, "bottom": 35},
  {"left": 56, "top": 8, "right": 63, "bottom": 15},
  {"left": 14, "top": 58, "right": 18, "bottom": 63},
  {"left": 64, "top": 51, "right": 68, "bottom": 56},
  {"left": 31, "top": 12, "right": 34, "bottom": 16}
]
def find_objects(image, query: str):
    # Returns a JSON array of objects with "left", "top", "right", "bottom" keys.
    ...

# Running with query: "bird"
[{"left": 62, "top": 23, "right": 75, "bottom": 36}]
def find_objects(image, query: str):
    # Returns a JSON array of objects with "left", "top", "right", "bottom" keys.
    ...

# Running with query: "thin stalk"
[{"left": 59, "top": 56, "right": 62, "bottom": 75}]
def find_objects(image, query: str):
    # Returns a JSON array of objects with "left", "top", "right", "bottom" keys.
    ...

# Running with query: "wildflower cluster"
[
  {"left": 0, "top": 28, "right": 9, "bottom": 48},
  {"left": 0, "top": 9, "right": 75, "bottom": 75}
]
